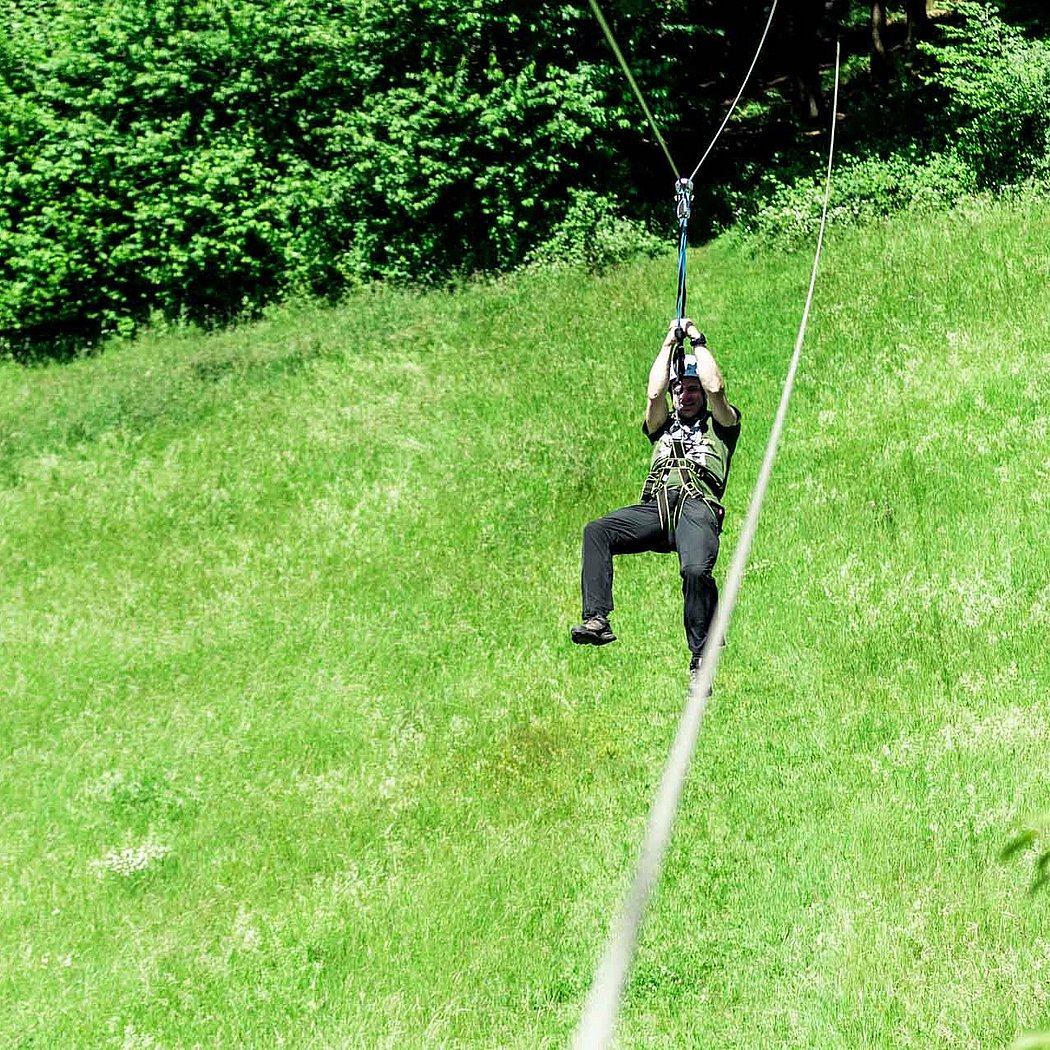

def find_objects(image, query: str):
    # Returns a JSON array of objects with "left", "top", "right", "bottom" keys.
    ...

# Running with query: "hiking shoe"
[
  {"left": 571, "top": 615, "right": 616, "bottom": 646},
  {"left": 689, "top": 654, "right": 712, "bottom": 696}
]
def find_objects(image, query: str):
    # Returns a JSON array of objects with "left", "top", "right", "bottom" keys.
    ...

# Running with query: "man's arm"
[
  {"left": 644, "top": 323, "right": 679, "bottom": 434},
  {"left": 683, "top": 321, "right": 739, "bottom": 428}
]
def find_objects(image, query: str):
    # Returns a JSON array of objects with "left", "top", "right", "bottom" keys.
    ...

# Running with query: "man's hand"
[
  {"left": 694, "top": 345, "right": 724, "bottom": 395},
  {"left": 685, "top": 328, "right": 724, "bottom": 395},
  {"left": 663, "top": 318, "right": 691, "bottom": 349},
  {"left": 689, "top": 336, "right": 737, "bottom": 426}
]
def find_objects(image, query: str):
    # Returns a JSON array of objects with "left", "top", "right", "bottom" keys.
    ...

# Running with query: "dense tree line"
[{"left": 1, "top": 0, "right": 1047, "bottom": 354}]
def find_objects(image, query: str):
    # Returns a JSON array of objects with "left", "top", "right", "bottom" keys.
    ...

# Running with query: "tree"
[
  {"left": 872, "top": 0, "right": 932, "bottom": 79},
  {"left": 787, "top": 0, "right": 826, "bottom": 120}
]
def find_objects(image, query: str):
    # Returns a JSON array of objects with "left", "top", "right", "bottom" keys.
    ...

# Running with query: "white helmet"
[{"left": 670, "top": 354, "right": 701, "bottom": 387}]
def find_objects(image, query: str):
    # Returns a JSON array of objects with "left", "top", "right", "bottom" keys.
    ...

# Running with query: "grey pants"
[{"left": 580, "top": 496, "right": 721, "bottom": 656}]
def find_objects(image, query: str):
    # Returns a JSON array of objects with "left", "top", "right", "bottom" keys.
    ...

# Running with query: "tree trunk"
[
  {"left": 871, "top": 0, "right": 888, "bottom": 80},
  {"left": 905, "top": 0, "right": 930, "bottom": 45},
  {"left": 789, "top": 0, "right": 824, "bottom": 121}
]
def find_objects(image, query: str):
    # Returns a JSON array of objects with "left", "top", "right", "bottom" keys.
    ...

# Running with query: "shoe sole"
[{"left": 571, "top": 628, "right": 617, "bottom": 646}]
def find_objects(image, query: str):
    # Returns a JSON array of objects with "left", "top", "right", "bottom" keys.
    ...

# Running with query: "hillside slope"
[{"left": 2, "top": 195, "right": 1049, "bottom": 1048}]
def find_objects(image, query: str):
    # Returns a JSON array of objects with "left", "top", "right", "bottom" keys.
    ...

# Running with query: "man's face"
[{"left": 673, "top": 377, "right": 705, "bottom": 419}]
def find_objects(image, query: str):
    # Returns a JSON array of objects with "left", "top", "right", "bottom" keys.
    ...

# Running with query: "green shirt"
[{"left": 642, "top": 408, "right": 741, "bottom": 502}]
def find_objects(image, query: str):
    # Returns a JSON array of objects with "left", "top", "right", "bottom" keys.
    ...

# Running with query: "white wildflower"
[{"left": 91, "top": 838, "right": 171, "bottom": 879}]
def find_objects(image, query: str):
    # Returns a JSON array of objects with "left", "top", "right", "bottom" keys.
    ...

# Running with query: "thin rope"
[
  {"left": 687, "top": 0, "right": 780, "bottom": 183},
  {"left": 587, "top": 0, "right": 680, "bottom": 180},
  {"left": 573, "top": 39, "right": 842, "bottom": 1050}
]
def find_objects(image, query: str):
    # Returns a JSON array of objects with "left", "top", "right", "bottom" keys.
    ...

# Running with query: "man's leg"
[
  {"left": 674, "top": 498, "right": 722, "bottom": 659},
  {"left": 575, "top": 503, "right": 665, "bottom": 643}
]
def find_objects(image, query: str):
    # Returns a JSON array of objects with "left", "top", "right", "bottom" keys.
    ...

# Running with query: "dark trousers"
[{"left": 581, "top": 496, "right": 721, "bottom": 656}]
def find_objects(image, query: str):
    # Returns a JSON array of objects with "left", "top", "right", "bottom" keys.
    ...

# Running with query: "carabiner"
[{"left": 675, "top": 177, "right": 693, "bottom": 221}]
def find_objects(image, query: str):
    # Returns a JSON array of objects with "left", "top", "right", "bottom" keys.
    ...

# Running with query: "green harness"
[{"left": 641, "top": 431, "right": 728, "bottom": 544}]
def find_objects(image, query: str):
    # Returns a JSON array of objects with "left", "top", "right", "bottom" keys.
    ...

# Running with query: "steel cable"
[
  {"left": 586, "top": 0, "right": 781, "bottom": 187},
  {"left": 687, "top": 0, "right": 780, "bottom": 183},
  {"left": 587, "top": 0, "right": 681, "bottom": 180}
]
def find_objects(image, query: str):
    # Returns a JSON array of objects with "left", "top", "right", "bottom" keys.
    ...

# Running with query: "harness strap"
[
  {"left": 641, "top": 457, "right": 725, "bottom": 504},
  {"left": 648, "top": 468, "right": 725, "bottom": 544},
  {"left": 655, "top": 487, "right": 684, "bottom": 546}
]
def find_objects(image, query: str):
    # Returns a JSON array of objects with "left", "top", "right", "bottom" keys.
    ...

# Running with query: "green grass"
[{"left": 2, "top": 195, "right": 1049, "bottom": 1048}]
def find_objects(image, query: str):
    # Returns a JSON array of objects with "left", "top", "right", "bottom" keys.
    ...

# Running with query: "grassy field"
[{"left": 2, "top": 194, "right": 1049, "bottom": 1049}]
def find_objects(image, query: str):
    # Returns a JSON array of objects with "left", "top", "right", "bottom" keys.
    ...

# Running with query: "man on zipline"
[{"left": 571, "top": 318, "right": 741, "bottom": 681}]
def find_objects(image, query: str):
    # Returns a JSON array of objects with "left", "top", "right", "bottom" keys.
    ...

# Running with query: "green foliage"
[
  {"left": 524, "top": 189, "right": 666, "bottom": 274},
  {"left": 0, "top": 0, "right": 794, "bottom": 355},
  {"left": 338, "top": 62, "right": 610, "bottom": 282},
  {"left": 735, "top": 3, "right": 1050, "bottom": 250},
  {"left": 1, "top": 0, "right": 367, "bottom": 346},
  {"left": 735, "top": 150, "right": 975, "bottom": 250},
  {"left": 0, "top": 0, "right": 634, "bottom": 351},
  {"left": 922, "top": 1, "right": 1050, "bottom": 187},
  {"left": 6, "top": 0, "right": 1050, "bottom": 353}
]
